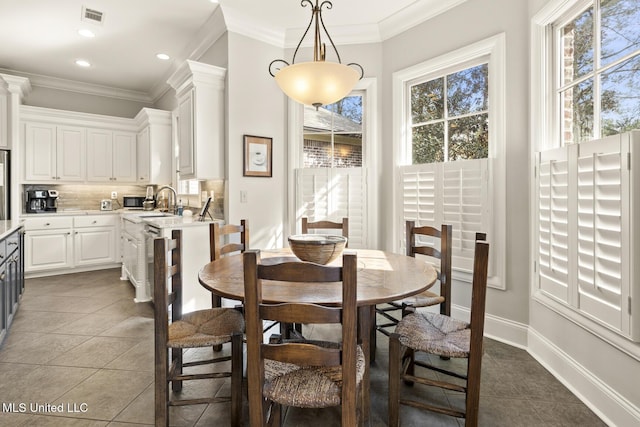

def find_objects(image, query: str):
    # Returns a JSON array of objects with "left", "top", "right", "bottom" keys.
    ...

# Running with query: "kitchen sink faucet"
[{"left": 155, "top": 185, "right": 178, "bottom": 214}]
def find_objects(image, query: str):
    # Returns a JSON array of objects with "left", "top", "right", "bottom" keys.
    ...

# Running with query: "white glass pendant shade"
[{"left": 274, "top": 61, "right": 359, "bottom": 107}]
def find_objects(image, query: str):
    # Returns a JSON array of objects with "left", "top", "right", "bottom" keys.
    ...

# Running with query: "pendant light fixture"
[{"left": 269, "top": 0, "right": 364, "bottom": 109}]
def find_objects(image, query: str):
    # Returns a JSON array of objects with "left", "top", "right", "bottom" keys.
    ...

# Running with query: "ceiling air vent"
[{"left": 81, "top": 6, "right": 104, "bottom": 24}]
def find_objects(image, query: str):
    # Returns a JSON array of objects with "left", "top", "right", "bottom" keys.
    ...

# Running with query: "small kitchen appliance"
[
  {"left": 143, "top": 186, "right": 155, "bottom": 211},
  {"left": 100, "top": 199, "right": 113, "bottom": 211},
  {"left": 123, "top": 195, "right": 146, "bottom": 209},
  {"left": 26, "top": 189, "right": 58, "bottom": 213}
]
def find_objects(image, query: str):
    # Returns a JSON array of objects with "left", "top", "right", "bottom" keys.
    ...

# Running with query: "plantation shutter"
[
  {"left": 576, "top": 136, "right": 629, "bottom": 334},
  {"left": 535, "top": 131, "right": 638, "bottom": 340},
  {"left": 536, "top": 147, "right": 570, "bottom": 303},
  {"left": 295, "top": 167, "right": 367, "bottom": 248},
  {"left": 400, "top": 158, "right": 491, "bottom": 275}
]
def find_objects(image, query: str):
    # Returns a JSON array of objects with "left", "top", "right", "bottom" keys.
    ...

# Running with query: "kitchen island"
[
  {"left": 0, "top": 220, "right": 24, "bottom": 347},
  {"left": 142, "top": 215, "right": 224, "bottom": 310}
]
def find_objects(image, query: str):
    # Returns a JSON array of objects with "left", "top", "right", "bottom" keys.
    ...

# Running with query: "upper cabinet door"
[
  {"left": 177, "top": 90, "right": 195, "bottom": 178},
  {"left": 56, "top": 126, "right": 85, "bottom": 181},
  {"left": 112, "top": 131, "right": 137, "bottom": 182},
  {"left": 136, "top": 127, "right": 150, "bottom": 183},
  {"left": 86, "top": 129, "right": 113, "bottom": 182},
  {"left": 24, "top": 122, "right": 57, "bottom": 181}
]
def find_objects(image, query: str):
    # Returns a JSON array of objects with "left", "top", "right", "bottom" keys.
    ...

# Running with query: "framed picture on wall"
[{"left": 243, "top": 135, "right": 272, "bottom": 177}]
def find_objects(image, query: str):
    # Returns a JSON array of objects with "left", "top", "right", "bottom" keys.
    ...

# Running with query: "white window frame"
[
  {"left": 532, "top": 0, "right": 640, "bottom": 348},
  {"left": 393, "top": 33, "right": 506, "bottom": 288},
  {"left": 287, "top": 78, "right": 379, "bottom": 249}
]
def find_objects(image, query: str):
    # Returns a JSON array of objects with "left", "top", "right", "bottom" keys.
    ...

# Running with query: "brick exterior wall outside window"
[{"left": 303, "top": 139, "right": 362, "bottom": 168}]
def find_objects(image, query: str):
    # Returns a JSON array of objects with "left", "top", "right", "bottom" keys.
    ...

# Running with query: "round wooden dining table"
[{"left": 198, "top": 247, "right": 437, "bottom": 422}]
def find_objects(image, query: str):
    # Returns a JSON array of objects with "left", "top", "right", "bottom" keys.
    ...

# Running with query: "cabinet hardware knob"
[
  {"left": 45, "top": 223, "right": 50, "bottom": 226},
  {"left": 92, "top": 220, "right": 97, "bottom": 224}
]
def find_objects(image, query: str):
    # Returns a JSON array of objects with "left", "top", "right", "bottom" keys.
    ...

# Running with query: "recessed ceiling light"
[
  {"left": 156, "top": 53, "right": 170, "bottom": 60},
  {"left": 78, "top": 29, "right": 95, "bottom": 38},
  {"left": 75, "top": 59, "right": 91, "bottom": 68},
  {"left": 210, "top": 0, "right": 219, "bottom": 3}
]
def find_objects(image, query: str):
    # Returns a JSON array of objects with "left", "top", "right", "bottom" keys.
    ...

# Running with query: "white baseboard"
[
  {"left": 528, "top": 328, "right": 640, "bottom": 427},
  {"left": 451, "top": 304, "right": 640, "bottom": 426}
]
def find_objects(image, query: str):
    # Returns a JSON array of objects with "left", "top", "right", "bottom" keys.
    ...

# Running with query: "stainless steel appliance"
[
  {"left": 0, "top": 150, "right": 10, "bottom": 219},
  {"left": 144, "top": 223, "right": 162, "bottom": 301},
  {"left": 123, "top": 195, "right": 145, "bottom": 209},
  {"left": 26, "top": 189, "right": 58, "bottom": 213}
]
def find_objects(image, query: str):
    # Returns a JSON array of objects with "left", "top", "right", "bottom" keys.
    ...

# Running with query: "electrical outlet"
[{"left": 111, "top": 191, "right": 117, "bottom": 199}]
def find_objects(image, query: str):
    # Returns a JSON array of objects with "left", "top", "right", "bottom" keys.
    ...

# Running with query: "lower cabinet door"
[
  {"left": 74, "top": 227, "right": 117, "bottom": 266},
  {"left": 25, "top": 229, "right": 73, "bottom": 272}
]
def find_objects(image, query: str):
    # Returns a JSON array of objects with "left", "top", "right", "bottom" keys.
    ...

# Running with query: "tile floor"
[{"left": 0, "top": 269, "right": 607, "bottom": 426}]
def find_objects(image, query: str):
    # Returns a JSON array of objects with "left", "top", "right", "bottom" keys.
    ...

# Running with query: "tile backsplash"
[
  {"left": 22, "top": 180, "right": 226, "bottom": 218},
  {"left": 22, "top": 184, "right": 150, "bottom": 212}
]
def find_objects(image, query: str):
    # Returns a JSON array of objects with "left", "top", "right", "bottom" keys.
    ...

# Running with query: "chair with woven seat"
[
  {"left": 243, "top": 249, "right": 365, "bottom": 426},
  {"left": 388, "top": 239, "right": 490, "bottom": 426},
  {"left": 376, "top": 221, "right": 452, "bottom": 336},
  {"left": 209, "top": 220, "right": 249, "bottom": 309},
  {"left": 154, "top": 229, "right": 244, "bottom": 427}
]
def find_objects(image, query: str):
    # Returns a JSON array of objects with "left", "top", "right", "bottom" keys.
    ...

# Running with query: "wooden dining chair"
[
  {"left": 388, "top": 239, "right": 490, "bottom": 426},
  {"left": 376, "top": 221, "right": 452, "bottom": 336},
  {"left": 243, "top": 249, "right": 365, "bottom": 426},
  {"left": 154, "top": 229, "right": 244, "bottom": 427},
  {"left": 302, "top": 217, "right": 349, "bottom": 243},
  {"left": 209, "top": 219, "right": 249, "bottom": 309}
]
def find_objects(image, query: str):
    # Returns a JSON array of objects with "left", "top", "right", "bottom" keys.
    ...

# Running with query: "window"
[
  {"left": 303, "top": 96, "right": 363, "bottom": 168},
  {"left": 410, "top": 64, "right": 488, "bottom": 164},
  {"left": 554, "top": 0, "right": 640, "bottom": 144},
  {"left": 296, "top": 94, "right": 367, "bottom": 248},
  {"left": 394, "top": 34, "right": 506, "bottom": 288},
  {"left": 532, "top": 0, "right": 640, "bottom": 342}
]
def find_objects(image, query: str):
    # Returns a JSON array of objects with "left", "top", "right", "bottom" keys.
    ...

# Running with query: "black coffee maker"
[{"left": 26, "top": 190, "right": 58, "bottom": 213}]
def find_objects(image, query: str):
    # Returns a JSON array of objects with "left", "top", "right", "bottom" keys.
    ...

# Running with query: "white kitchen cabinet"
[
  {"left": 168, "top": 60, "right": 225, "bottom": 180},
  {"left": 0, "top": 90, "right": 6, "bottom": 148},
  {"left": 135, "top": 108, "right": 172, "bottom": 184},
  {"left": 86, "top": 129, "right": 137, "bottom": 183},
  {"left": 23, "top": 217, "right": 73, "bottom": 272},
  {"left": 122, "top": 233, "right": 139, "bottom": 285},
  {"left": 24, "top": 122, "right": 86, "bottom": 182},
  {"left": 73, "top": 215, "right": 118, "bottom": 266}
]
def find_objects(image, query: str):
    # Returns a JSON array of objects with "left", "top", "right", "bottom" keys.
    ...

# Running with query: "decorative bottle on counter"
[{"left": 177, "top": 199, "right": 183, "bottom": 216}]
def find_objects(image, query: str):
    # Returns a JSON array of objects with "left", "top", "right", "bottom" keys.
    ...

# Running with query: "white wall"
[
  {"left": 225, "top": 33, "right": 287, "bottom": 249},
  {"left": 23, "top": 85, "right": 151, "bottom": 118},
  {"left": 381, "top": 0, "right": 531, "bottom": 328}
]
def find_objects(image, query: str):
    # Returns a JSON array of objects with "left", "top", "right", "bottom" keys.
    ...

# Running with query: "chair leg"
[
  {"left": 465, "top": 353, "right": 482, "bottom": 426},
  {"left": 231, "top": 333, "right": 243, "bottom": 427},
  {"left": 388, "top": 333, "right": 401, "bottom": 427},
  {"left": 171, "top": 347, "right": 183, "bottom": 392},
  {"left": 403, "top": 347, "right": 416, "bottom": 386},
  {"left": 211, "top": 296, "right": 223, "bottom": 352},
  {"left": 155, "top": 343, "right": 169, "bottom": 427}
]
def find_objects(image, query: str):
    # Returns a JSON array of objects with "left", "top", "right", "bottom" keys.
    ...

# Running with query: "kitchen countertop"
[
  {"left": 0, "top": 220, "right": 23, "bottom": 240},
  {"left": 143, "top": 216, "right": 224, "bottom": 229},
  {"left": 20, "top": 209, "right": 224, "bottom": 228}
]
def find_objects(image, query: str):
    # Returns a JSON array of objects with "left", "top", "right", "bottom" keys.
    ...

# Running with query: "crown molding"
[
  {"left": 379, "top": 0, "right": 468, "bottom": 41},
  {"left": 0, "top": 73, "right": 32, "bottom": 98},
  {"left": 150, "top": 5, "right": 228, "bottom": 102},
  {"left": 218, "top": 4, "right": 284, "bottom": 48},
  {"left": 0, "top": 68, "right": 152, "bottom": 104}
]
